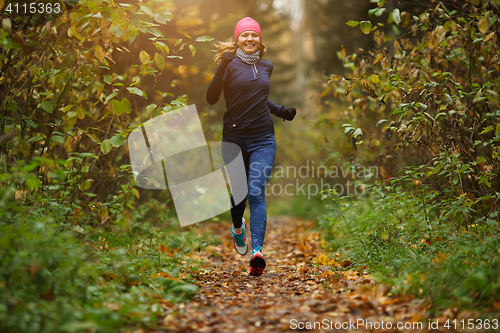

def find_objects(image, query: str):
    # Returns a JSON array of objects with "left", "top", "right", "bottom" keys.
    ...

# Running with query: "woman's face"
[{"left": 237, "top": 30, "right": 261, "bottom": 54}]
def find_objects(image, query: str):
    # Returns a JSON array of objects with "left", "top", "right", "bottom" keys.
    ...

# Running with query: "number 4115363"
[
  {"left": 5, "top": 2, "right": 62, "bottom": 15},
  {"left": 444, "top": 319, "right": 498, "bottom": 330}
]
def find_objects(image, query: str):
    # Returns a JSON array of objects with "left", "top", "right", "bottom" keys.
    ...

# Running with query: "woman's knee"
[{"left": 248, "top": 186, "right": 265, "bottom": 201}]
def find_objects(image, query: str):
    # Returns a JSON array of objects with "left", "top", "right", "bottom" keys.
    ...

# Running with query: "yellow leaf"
[
  {"left": 478, "top": 13, "right": 490, "bottom": 34},
  {"left": 320, "top": 86, "right": 331, "bottom": 98},
  {"left": 96, "top": 84, "right": 104, "bottom": 99},
  {"left": 428, "top": 25, "right": 445, "bottom": 50},
  {"left": 340, "top": 46, "right": 346, "bottom": 58},
  {"left": 435, "top": 25, "right": 446, "bottom": 40},
  {"left": 361, "top": 79, "right": 376, "bottom": 97},
  {"left": 485, "top": 31, "right": 496, "bottom": 42},
  {"left": 371, "top": 74, "right": 380, "bottom": 83},
  {"left": 95, "top": 45, "right": 105, "bottom": 62},
  {"left": 154, "top": 53, "right": 165, "bottom": 70},
  {"left": 360, "top": 21, "right": 372, "bottom": 34},
  {"left": 313, "top": 254, "right": 335, "bottom": 266},
  {"left": 346, "top": 82, "right": 356, "bottom": 95},
  {"left": 189, "top": 44, "right": 196, "bottom": 57},
  {"left": 374, "top": 52, "right": 385, "bottom": 64},
  {"left": 140, "top": 50, "right": 150, "bottom": 64}
]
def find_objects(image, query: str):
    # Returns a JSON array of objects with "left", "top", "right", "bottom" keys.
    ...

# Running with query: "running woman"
[{"left": 206, "top": 17, "right": 296, "bottom": 276}]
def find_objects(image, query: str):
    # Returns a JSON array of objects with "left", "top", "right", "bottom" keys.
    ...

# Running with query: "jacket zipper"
[{"left": 252, "top": 63, "right": 258, "bottom": 78}]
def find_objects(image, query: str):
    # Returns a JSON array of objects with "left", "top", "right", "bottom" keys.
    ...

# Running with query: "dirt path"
[{"left": 160, "top": 216, "right": 449, "bottom": 333}]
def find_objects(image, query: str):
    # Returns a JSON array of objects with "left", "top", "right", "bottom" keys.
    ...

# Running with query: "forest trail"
[{"left": 159, "top": 216, "right": 449, "bottom": 333}]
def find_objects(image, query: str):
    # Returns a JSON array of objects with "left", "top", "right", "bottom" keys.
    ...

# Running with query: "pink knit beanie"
[{"left": 234, "top": 17, "right": 261, "bottom": 41}]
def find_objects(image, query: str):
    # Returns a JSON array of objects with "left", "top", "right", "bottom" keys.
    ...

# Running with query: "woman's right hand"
[{"left": 220, "top": 52, "right": 235, "bottom": 68}]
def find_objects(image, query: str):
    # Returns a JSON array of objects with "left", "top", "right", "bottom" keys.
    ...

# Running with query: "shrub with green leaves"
[
  {"left": 319, "top": 0, "right": 500, "bottom": 313},
  {"left": 0, "top": 157, "right": 205, "bottom": 332},
  {"left": 323, "top": 0, "right": 500, "bottom": 218}
]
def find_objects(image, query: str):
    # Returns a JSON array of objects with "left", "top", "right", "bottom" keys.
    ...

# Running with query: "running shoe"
[
  {"left": 249, "top": 246, "right": 266, "bottom": 276},
  {"left": 232, "top": 218, "right": 248, "bottom": 255}
]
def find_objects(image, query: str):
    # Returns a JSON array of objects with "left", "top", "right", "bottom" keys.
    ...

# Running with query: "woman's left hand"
[{"left": 281, "top": 107, "right": 296, "bottom": 121}]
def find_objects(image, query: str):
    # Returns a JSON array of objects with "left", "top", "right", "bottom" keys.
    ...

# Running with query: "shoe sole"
[
  {"left": 234, "top": 242, "right": 248, "bottom": 255},
  {"left": 233, "top": 220, "right": 248, "bottom": 255},
  {"left": 250, "top": 253, "right": 266, "bottom": 276}
]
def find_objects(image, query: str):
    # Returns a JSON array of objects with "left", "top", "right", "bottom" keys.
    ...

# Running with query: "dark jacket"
[{"left": 206, "top": 56, "right": 285, "bottom": 139}]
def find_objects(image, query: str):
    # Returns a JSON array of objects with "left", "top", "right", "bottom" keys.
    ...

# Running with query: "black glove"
[
  {"left": 220, "top": 52, "right": 235, "bottom": 68},
  {"left": 281, "top": 107, "right": 296, "bottom": 121}
]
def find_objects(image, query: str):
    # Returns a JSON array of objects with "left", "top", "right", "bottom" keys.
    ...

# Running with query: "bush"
[
  {"left": 320, "top": 168, "right": 500, "bottom": 312},
  {"left": 0, "top": 160, "right": 204, "bottom": 332}
]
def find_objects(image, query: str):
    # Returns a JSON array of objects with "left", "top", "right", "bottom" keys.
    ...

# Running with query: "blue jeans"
[{"left": 222, "top": 133, "right": 276, "bottom": 250}]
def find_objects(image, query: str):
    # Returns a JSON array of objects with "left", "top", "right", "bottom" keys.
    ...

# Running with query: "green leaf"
[
  {"left": 104, "top": 91, "right": 117, "bottom": 104},
  {"left": 368, "top": 8, "right": 386, "bottom": 17},
  {"left": 154, "top": 41, "right": 170, "bottom": 54},
  {"left": 473, "top": 90, "right": 487, "bottom": 104},
  {"left": 112, "top": 99, "right": 123, "bottom": 116},
  {"left": 79, "top": 179, "right": 92, "bottom": 191},
  {"left": 344, "top": 127, "right": 355, "bottom": 136},
  {"left": 169, "top": 284, "right": 198, "bottom": 297},
  {"left": 52, "top": 135, "right": 65, "bottom": 144},
  {"left": 41, "top": 101, "right": 53, "bottom": 113},
  {"left": 124, "top": 27, "right": 139, "bottom": 41},
  {"left": 346, "top": 20, "right": 360, "bottom": 27},
  {"left": 189, "top": 44, "right": 196, "bottom": 57},
  {"left": 360, "top": 21, "right": 372, "bottom": 34},
  {"left": 392, "top": 9, "right": 401, "bottom": 25},
  {"left": 27, "top": 136, "right": 44, "bottom": 143},
  {"left": 371, "top": 0, "right": 387, "bottom": 7},
  {"left": 140, "top": 5, "right": 154, "bottom": 16},
  {"left": 103, "top": 75, "right": 112, "bottom": 84},
  {"left": 67, "top": 111, "right": 77, "bottom": 117},
  {"left": 496, "top": 122, "right": 500, "bottom": 137},
  {"left": 76, "top": 107, "right": 86, "bottom": 119},
  {"left": 141, "top": 67, "right": 158, "bottom": 74},
  {"left": 24, "top": 117, "right": 38, "bottom": 129},
  {"left": 127, "top": 87, "right": 147, "bottom": 99},
  {"left": 110, "top": 135, "right": 124, "bottom": 148},
  {"left": 145, "top": 104, "right": 157, "bottom": 113},
  {"left": 87, "top": 133, "right": 101, "bottom": 144},
  {"left": 353, "top": 128, "right": 362, "bottom": 138},
  {"left": 26, "top": 176, "right": 40, "bottom": 190},
  {"left": 480, "top": 125, "right": 494, "bottom": 135},
  {"left": 155, "top": 53, "right": 165, "bottom": 70},
  {"left": 195, "top": 35, "right": 214, "bottom": 42},
  {"left": 121, "top": 98, "right": 131, "bottom": 114},
  {"left": 154, "top": 13, "right": 171, "bottom": 24},
  {"left": 101, "top": 139, "right": 112, "bottom": 154},
  {"left": 108, "top": 23, "right": 123, "bottom": 38}
]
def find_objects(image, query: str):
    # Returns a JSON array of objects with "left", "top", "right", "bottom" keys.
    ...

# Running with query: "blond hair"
[{"left": 213, "top": 38, "right": 266, "bottom": 67}]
